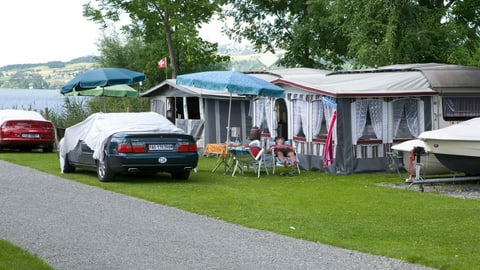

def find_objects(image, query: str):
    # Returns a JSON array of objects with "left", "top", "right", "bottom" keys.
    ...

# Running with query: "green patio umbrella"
[{"left": 62, "top": 84, "right": 139, "bottom": 97}]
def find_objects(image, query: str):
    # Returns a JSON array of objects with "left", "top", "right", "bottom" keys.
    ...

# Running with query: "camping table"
[{"left": 205, "top": 143, "right": 234, "bottom": 173}]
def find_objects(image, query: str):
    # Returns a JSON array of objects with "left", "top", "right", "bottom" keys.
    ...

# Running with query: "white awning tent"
[
  {"left": 270, "top": 70, "right": 436, "bottom": 97},
  {"left": 248, "top": 64, "right": 480, "bottom": 174},
  {"left": 140, "top": 64, "right": 480, "bottom": 174}
]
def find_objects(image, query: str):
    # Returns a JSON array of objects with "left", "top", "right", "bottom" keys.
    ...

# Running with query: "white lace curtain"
[
  {"left": 293, "top": 99, "right": 308, "bottom": 137},
  {"left": 312, "top": 100, "right": 324, "bottom": 137},
  {"left": 265, "top": 98, "right": 277, "bottom": 138},
  {"left": 254, "top": 98, "right": 265, "bottom": 128},
  {"left": 254, "top": 98, "right": 277, "bottom": 137},
  {"left": 323, "top": 98, "right": 336, "bottom": 132},
  {"left": 355, "top": 99, "right": 383, "bottom": 142},
  {"left": 392, "top": 99, "right": 419, "bottom": 137}
]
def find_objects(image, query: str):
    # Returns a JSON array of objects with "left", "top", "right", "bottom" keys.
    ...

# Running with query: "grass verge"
[
  {"left": 0, "top": 240, "right": 53, "bottom": 270},
  {"left": 1, "top": 152, "right": 480, "bottom": 269}
]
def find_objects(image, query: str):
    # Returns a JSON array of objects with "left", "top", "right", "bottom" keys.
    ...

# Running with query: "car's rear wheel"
[
  {"left": 62, "top": 155, "right": 76, "bottom": 173},
  {"left": 43, "top": 144, "right": 54, "bottom": 153},
  {"left": 171, "top": 171, "right": 190, "bottom": 180},
  {"left": 97, "top": 158, "right": 115, "bottom": 182},
  {"left": 19, "top": 146, "right": 31, "bottom": 152}
]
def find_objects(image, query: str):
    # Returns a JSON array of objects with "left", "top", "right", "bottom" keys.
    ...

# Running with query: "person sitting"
[{"left": 270, "top": 136, "right": 296, "bottom": 167}]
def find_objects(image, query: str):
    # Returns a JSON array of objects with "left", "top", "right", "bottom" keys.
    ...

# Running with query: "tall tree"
[
  {"left": 221, "top": 0, "right": 480, "bottom": 68},
  {"left": 333, "top": 0, "right": 480, "bottom": 67},
  {"left": 84, "top": 0, "right": 229, "bottom": 79},
  {"left": 220, "top": 0, "right": 348, "bottom": 69}
]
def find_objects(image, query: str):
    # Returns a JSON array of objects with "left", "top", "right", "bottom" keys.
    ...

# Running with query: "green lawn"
[{"left": 1, "top": 152, "right": 479, "bottom": 269}]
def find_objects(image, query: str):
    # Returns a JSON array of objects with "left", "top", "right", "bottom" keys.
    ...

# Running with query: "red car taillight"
[
  {"left": 117, "top": 141, "right": 145, "bottom": 153},
  {"left": 178, "top": 142, "right": 197, "bottom": 152}
]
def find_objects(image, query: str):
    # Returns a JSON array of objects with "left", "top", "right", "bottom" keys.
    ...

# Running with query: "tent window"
[
  {"left": 166, "top": 97, "right": 175, "bottom": 123},
  {"left": 443, "top": 97, "right": 480, "bottom": 121},
  {"left": 392, "top": 99, "right": 419, "bottom": 138},
  {"left": 186, "top": 97, "right": 200, "bottom": 119},
  {"left": 355, "top": 99, "right": 383, "bottom": 143},
  {"left": 360, "top": 113, "right": 376, "bottom": 139},
  {"left": 292, "top": 99, "right": 307, "bottom": 138},
  {"left": 175, "top": 98, "right": 184, "bottom": 119},
  {"left": 312, "top": 100, "right": 327, "bottom": 139}
]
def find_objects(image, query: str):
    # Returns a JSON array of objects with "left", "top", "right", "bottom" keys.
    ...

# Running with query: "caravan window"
[{"left": 443, "top": 97, "right": 480, "bottom": 121}]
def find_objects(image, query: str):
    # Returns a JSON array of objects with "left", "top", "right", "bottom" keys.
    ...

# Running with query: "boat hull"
[
  {"left": 434, "top": 153, "right": 480, "bottom": 175},
  {"left": 422, "top": 139, "right": 480, "bottom": 175}
]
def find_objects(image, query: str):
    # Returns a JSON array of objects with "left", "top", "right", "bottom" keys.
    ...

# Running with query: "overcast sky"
[
  {"left": 0, "top": 0, "right": 228, "bottom": 68},
  {"left": 0, "top": 0, "right": 101, "bottom": 67}
]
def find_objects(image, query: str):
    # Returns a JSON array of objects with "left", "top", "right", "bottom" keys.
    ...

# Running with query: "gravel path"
[{"left": 0, "top": 160, "right": 434, "bottom": 270}]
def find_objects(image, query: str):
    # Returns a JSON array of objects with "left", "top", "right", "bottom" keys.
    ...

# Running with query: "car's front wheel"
[
  {"left": 97, "top": 158, "right": 115, "bottom": 182},
  {"left": 171, "top": 171, "right": 190, "bottom": 180},
  {"left": 62, "top": 155, "right": 75, "bottom": 173}
]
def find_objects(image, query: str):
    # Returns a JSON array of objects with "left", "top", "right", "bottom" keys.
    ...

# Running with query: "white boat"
[
  {"left": 391, "top": 139, "right": 450, "bottom": 175},
  {"left": 418, "top": 117, "right": 480, "bottom": 175}
]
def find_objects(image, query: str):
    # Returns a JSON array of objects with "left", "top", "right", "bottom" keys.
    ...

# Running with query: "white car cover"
[
  {"left": 59, "top": 112, "right": 185, "bottom": 173},
  {"left": 0, "top": 109, "right": 46, "bottom": 126}
]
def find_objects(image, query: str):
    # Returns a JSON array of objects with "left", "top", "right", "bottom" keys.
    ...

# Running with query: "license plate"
[
  {"left": 148, "top": 144, "right": 174, "bottom": 151},
  {"left": 22, "top": 133, "right": 40, "bottom": 138}
]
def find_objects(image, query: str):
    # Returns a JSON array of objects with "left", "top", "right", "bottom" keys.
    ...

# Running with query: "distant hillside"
[
  {"left": 0, "top": 56, "right": 99, "bottom": 89},
  {"left": 0, "top": 49, "right": 285, "bottom": 89}
]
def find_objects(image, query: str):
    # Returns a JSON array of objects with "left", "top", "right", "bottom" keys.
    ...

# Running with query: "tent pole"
[{"left": 226, "top": 92, "right": 232, "bottom": 144}]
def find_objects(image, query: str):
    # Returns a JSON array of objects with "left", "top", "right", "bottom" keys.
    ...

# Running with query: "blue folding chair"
[
  {"left": 269, "top": 141, "right": 301, "bottom": 175},
  {"left": 229, "top": 147, "right": 268, "bottom": 178}
]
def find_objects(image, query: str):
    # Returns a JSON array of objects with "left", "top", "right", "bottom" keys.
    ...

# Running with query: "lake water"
[{"left": 0, "top": 88, "right": 84, "bottom": 113}]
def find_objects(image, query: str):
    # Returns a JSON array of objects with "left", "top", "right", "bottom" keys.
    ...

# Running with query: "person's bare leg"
[
  {"left": 277, "top": 152, "right": 287, "bottom": 166},
  {"left": 288, "top": 152, "right": 296, "bottom": 166}
]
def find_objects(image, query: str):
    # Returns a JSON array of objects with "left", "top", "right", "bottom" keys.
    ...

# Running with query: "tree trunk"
[{"left": 163, "top": 7, "right": 178, "bottom": 79}]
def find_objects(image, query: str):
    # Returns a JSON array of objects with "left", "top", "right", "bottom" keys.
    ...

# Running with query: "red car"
[{"left": 0, "top": 109, "right": 56, "bottom": 152}]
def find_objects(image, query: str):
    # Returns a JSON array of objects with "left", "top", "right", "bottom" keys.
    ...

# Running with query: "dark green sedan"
[{"left": 59, "top": 112, "right": 198, "bottom": 182}]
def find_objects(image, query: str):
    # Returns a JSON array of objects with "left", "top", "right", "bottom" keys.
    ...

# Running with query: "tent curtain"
[
  {"left": 322, "top": 97, "right": 337, "bottom": 167},
  {"left": 312, "top": 100, "right": 324, "bottom": 137},
  {"left": 292, "top": 99, "right": 303, "bottom": 136},
  {"left": 355, "top": 100, "right": 369, "bottom": 142},
  {"left": 292, "top": 99, "right": 308, "bottom": 137},
  {"left": 392, "top": 99, "right": 419, "bottom": 137},
  {"left": 300, "top": 100, "right": 308, "bottom": 137},
  {"left": 354, "top": 99, "right": 383, "bottom": 142},
  {"left": 254, "top": 98, "right": 265, "bottom": 128},
  {"left": 265, "top": 98, "right": 277, "bottom": 138},
  {"left": 151, "top": 99, "right": 165, "bottom": 115},
  {"left": 324, "top": 101, "right": 336, "bottom": 130},
  {"left": 405, "top": 99, "right": 419, "bottom": 137},
  {"left": 392, "top": 100, "right": 405, "bottom": 137},
  {"left": 368, "top": 100, "right": 383, "bottom": 140}
]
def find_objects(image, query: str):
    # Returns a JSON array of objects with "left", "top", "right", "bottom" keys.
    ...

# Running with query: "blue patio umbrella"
[
  {"left": 176, "top": 71, "right": 284, "bottom": 143},
  {"left": 61, "top": 68, "right": 145, "bottom": 94},
  {"left": 176, "top": 71, "right": 284, "bottom": 98}
]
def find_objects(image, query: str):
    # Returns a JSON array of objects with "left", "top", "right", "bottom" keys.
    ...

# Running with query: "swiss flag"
[{"left": 157, "top": 57, "right": 167, "bottom": 69}]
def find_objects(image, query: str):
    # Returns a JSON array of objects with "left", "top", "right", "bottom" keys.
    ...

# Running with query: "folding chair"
[
  {"left": 269, "top": 141, "right": 301, "bottom": 175},
  {"left": 229, "top": 147, "right": 268, "bottom": 178}
]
